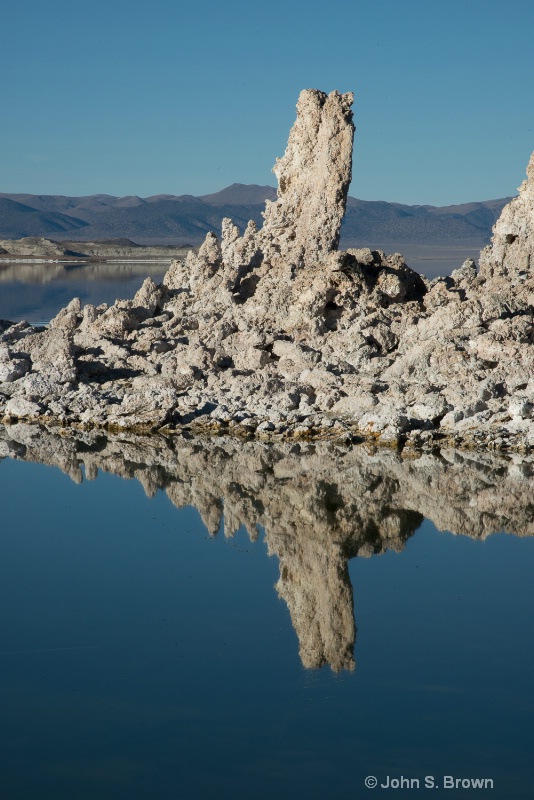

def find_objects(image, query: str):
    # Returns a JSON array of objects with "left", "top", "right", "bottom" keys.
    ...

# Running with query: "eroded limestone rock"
[
  {"left": 0, "top": 89, "right": 533, "bottom": 450},
  {"left": 256, "top": 89, "right": 355, "bottom": 267},
  {"left": 479, "top": 152, "right": 534, "bottom": 282}
]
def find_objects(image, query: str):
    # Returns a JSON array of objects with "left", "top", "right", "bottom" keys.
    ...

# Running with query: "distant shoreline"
[
  {"left": 0, "top": 237, "right": 194, "bottom": 265},
  {"left": 0, "top": 241, "right": 485, "bottom": 280},
  {"left": 0, "top": 256, "right": 178, "bottom": 265}
]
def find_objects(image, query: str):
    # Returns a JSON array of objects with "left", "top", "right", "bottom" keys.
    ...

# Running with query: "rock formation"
[
  {"left": 253, "top": 89, "right": 355, "bottom": 266},
  {"left": 0, "top": 89, "right": 533, "bottom": 450},
  {"left": 479, "top": 152, "right": 534, "bottom": 282},
  {"left": 1, "top": 424, "right": 533, "bottom": 670}
]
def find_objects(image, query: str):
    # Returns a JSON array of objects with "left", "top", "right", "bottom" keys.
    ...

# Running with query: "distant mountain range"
[{"left": 0, "top": 184, "right": 511, "bottom": 248}]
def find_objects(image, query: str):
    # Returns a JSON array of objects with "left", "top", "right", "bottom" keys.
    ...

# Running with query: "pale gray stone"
[{"left": 0, "top": 89, "right": 533, "bottom": 451}]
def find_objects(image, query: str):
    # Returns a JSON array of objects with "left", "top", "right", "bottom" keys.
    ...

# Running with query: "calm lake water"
[
  {"left": 0, "top": 262, "right": 168, "bottom": 324},
  {"left": 0, "top": 270, "right": 533, "bottom": 799},
  {"left": 0, "top": 424, "right": 533, "bottom": 800}
]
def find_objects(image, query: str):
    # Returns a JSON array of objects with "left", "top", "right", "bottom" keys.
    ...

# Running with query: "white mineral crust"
[{"left": 1, "top": 89, "right": 534, "bottom": 451}]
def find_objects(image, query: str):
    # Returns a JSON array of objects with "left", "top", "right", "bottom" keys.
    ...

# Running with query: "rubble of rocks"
[
  {"left": 1, "top": 424, "right": 533, "bottom": 670},
  {"left": 0, "top": 89, "right": 533, "bottom": 450}
]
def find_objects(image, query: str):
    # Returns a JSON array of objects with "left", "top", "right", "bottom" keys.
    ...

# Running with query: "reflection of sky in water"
[
  {"left": 0, "top": 263, "right": 168, "bottom": 324},
  {"left": 0, "top": 436, "right": 533, "bottom": 799}
]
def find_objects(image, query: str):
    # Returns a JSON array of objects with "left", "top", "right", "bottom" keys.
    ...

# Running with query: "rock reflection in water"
[{"left": 1, "top": 423, "right": 533, "bottom": 672}]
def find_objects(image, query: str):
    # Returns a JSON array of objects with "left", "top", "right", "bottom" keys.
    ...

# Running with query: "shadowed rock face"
[
  {"left": 0, "top": 89, "right": 533, "bottom": 451},
  {"left": 479, "top": 152, "right": 534, "bottom": 282},
  {"left": 2, "top": 424, "right": 533, "bottom": 671}
]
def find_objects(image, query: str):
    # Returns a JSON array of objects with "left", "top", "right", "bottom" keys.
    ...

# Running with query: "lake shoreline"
[{"left": 0, "top": 414, "right": 530, "bottom": 456}]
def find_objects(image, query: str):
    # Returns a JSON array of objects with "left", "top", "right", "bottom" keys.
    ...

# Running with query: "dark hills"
[
  {"left": 0, "top": 186, "right": 511, "bottom": 248},
  {"left": 0, "top": 197, "right": 89, "bottom": 237},
  {"left": 199, "top": 183, "right": 278, "bottom": 205},
  {"left": 342, "top": 196, "right": 509, "bottom": 246}
]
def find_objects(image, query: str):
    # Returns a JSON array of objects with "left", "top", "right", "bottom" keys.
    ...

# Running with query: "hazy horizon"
[
  {"left": 3, "top": 0, "right": 534, "bottom": 206},
  {"left": 0, "top": 182, "right": 517, "bottom": 208}
]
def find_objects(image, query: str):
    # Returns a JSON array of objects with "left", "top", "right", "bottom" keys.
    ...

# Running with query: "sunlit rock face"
[
  {"left": 227, "top": 89, "right": 355, "bottom": 269},
  {"left": 2, "top": 424, "right": 533, "bottom": 671},
  {"left": 0, "top": 90, "right": 534, "bottom": 450}
]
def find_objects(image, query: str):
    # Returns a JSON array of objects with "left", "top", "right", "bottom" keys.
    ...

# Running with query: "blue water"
[
  {"left": 0, "top": 452, "right": 533, "bottom": 799},
  {"left": 0, "top": 262, "right": 168, "bottom": 324}
]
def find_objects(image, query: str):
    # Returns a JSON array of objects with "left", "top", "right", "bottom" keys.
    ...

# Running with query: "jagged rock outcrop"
[
  {"left": 1, "top": 424, "right": 533, "bottom": 670},
  {"left": 0, "top": 89, "right": 533, "bottom": 450},
  {"left": 252, "top": 89, "right": 355, "bottom": 267},
  {"left": 479, "top": 152, "right": 534, "bottom": 282}
]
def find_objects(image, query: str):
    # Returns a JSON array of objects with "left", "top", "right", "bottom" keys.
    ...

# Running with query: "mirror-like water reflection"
[
  {"left": 0, "top": 424, "right": 533, "bottom": 798},
  {"left": 0, "top": 262, "right": 169, "bottom": 324},
  {"left": 2, "top": 424, "right": 534, "bottom": 672}
]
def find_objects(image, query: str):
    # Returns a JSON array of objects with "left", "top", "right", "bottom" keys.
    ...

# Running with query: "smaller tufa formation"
[{"left": 479, "top": 152, "right": 534, "bottom": 282}]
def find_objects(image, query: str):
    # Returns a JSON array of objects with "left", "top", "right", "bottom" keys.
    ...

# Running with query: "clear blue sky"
[{"left": 2, "top": 0, "right": 534, "bottom": 204}]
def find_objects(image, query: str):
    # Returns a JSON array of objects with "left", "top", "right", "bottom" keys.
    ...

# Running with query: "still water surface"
[
  {"left": 0, "top": 262, "right": 168, "bottom": 324},
  {"left": 0, "top": 425, "right": 533, "bottom": 799}
]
